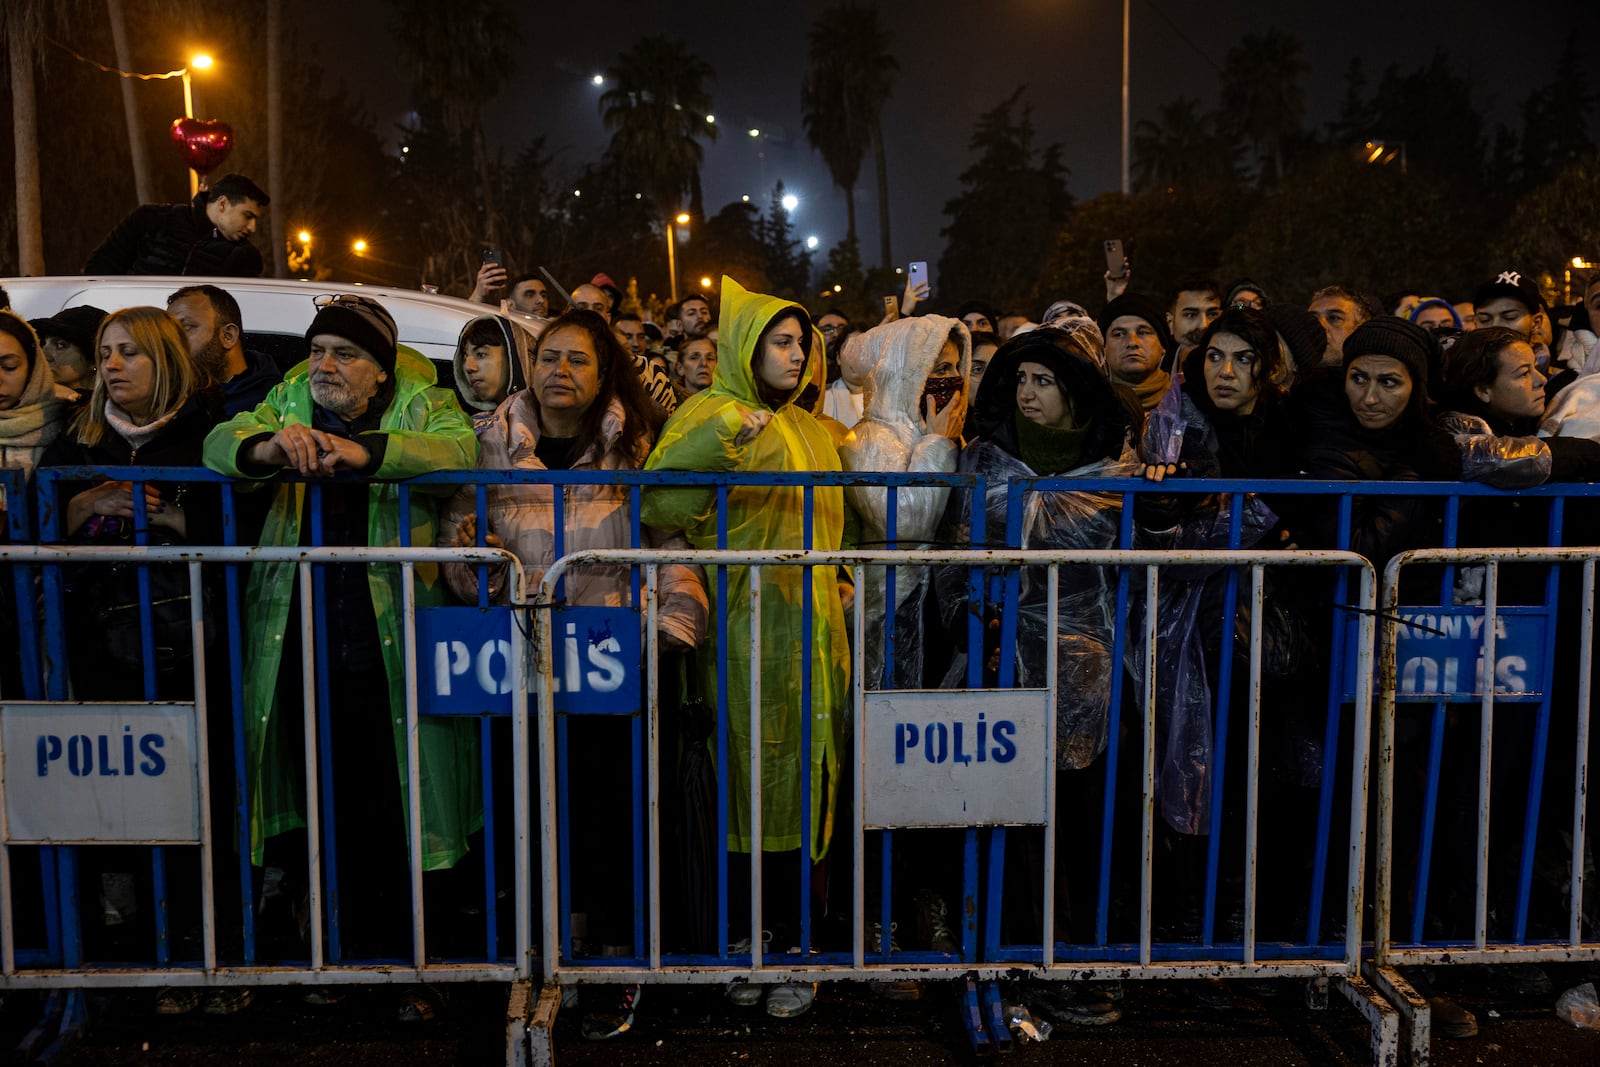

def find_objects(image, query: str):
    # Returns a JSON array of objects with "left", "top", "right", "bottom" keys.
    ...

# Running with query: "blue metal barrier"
[{"left": 9, "top": 465, "right": 1598, "bottom": 995}]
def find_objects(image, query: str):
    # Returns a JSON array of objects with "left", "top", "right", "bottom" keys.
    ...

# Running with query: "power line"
[
  {"left": 1137, "top": 0, "right": 1224, "bottom": 76},
  {"left": 46, "top": 37, "right": 183, "bottom": 81}
]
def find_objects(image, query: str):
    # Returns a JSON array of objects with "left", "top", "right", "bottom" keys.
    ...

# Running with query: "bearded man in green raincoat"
[
  {"left": 643, "top": 278, "right": 849, "bottom": 869},
  {"left": 204, "top": 294, "right": 480, "bottom": 953}
]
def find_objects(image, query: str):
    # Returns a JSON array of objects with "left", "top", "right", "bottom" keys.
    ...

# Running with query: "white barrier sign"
[
  {"left": 1, "top": 703, "right": 201, "bottom": 844},
  {"left": 863, "top": 690, "right": 1050, "bottom": 828}
]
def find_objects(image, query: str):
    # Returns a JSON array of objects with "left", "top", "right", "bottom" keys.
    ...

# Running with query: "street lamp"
[
  {"left": 1564, "top": 257, "right": 1597, "bottom": 304},
  {"left": 180, "top": 52, "right": 215, "bottom": 196},
  {"left": 352, "top": 238, "right": 368, "bottom": 255},
  {"left": 666, "top": 213, "right": 691, "bottom": 301}
]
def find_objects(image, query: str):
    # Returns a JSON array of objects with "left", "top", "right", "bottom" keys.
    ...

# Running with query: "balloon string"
[{"left": 47, "top": 38, "right": 185, "bottom": 81}]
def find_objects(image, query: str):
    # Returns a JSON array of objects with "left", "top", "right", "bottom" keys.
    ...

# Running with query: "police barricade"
[
  {"left": 0, "top": 541, "right": 532, "bottom": 985},
  {"left": 530, "top": 544, "right": 1388, "bottom": 1058},
  {"left": 1372, "top": 545, "right": 1600, "bottom": 1064}
]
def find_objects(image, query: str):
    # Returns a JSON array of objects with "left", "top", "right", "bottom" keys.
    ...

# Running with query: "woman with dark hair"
[
  {"left": 440, "top": 308, "right": 706, "bottom": 1040},
  {"left": 643, "top": 277, "right": 848, "bottom": 1021},
  {"left": 1438, "top": 326, "right": 1600, "bottom": 487},
  {"left": 1292, "top": 317, "right": 1461, "bottom": 566},
  {"left": 0, "top": 309, "right": 75, "bottom": 502}
]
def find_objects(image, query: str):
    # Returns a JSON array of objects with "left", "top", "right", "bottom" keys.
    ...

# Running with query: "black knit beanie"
[
  {"left": 1097, "top": 293, "right": 1175, "bottom": 355},
  {"left": 1341, "top": 316, "right": 1434, "bottom": 389},
  {"left": 1263, "top": 304, "right": 1328, "bottom": 372},
  {"left": 306, "top": 295, "right": 398, "bottom": 374}
]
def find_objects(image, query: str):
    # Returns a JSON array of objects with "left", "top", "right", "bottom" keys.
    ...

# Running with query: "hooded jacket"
[
  {"left": 839, "top": 315, "right": 968, "bottom": 688},
  {"left": 203, "top": 346, "right": 481, "bottom": 871},
  {"left": 642, "top": 277, "right": 847, "bottom": 859},
  {"left": 938, "top": 330, "right": 1139, "bottom": 772},
  {"left": 438, "top": 391, "right": 707, "bottom": 650},
  {"left": 451, "top": 314, "right": 530, "bottom": 428},
  {"left": 84, "top": 190, "right": 264, "bottom": 277}
]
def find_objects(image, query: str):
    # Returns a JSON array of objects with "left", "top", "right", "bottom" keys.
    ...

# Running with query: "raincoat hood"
[
  {"left": 967, "top": 326, "right": 1130, "bottom": 466},
  {"left": 452, "top": 314, "right": 530, "bottom": 414},
  {"left": 713, "top": 276, "right": 821, "bottom": 410},
  {"left": 859, "top": 315, "right": 970, "bottom": 428}
]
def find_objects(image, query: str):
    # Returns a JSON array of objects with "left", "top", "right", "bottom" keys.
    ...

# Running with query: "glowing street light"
[
  {"left": 297, "top": 230, "right": 311, "bottom": 245},
  {"left": 352, "top": 239, "right": 368, "bottom": 255},
  {"left": 781, "top": 194, "right": 799, "bottom": 213},
  {"left": 591, "top": 74, "right": 604, "bottom": 86},
  {"left": 748, "top": 128, "right": 761, "bottom": 138},
  {"left": 666, "top": 214, "right": 690, "bottom": 301},
  {"left": 705, "top": 114, "right": 716, "bottom": 125},
  {"left": 699, "top": 276, "right": 713, "bottom": 289},
  {"left": 805, "top": 235, "right": 819, "bottom": 250},
  {"left": 833, "top": 284, "right": 842, "bottom": 293},
  {"left": 179, "top": 52, "right": 216, "bottom": 196}
]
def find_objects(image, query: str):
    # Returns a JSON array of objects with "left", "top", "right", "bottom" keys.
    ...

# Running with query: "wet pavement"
[{"left": 7, "top": 965, "right": 1598, "bottom": 1065}]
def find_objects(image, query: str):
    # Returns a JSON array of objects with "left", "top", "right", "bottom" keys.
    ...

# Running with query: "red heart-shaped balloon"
[{"left": 170, "top": 117, "right": 234, "bottom": 176}]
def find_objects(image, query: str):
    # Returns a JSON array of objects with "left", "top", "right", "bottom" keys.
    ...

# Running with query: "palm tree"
[
  {"left": 1219, "top": 28, "right": 1308, "bottom": 185},
  {"left": 600, "top": 36, "right": 718, "bottom": 218},
  {"left": 1131, "top": 98, "right": 1242, "bottom": 192},
  {"left": 799, "top": 2, "right": 896, "bottom": 266},
  {"left": 392, "top": 0, "right": 517, "bottom": 246},
  {"left": 2, "top": 1, "right": 53, "bottom": 273}
]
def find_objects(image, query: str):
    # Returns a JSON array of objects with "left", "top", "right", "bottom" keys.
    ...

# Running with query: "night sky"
[{"left": 328, "top": 0, "right": 1595, "bottom": 268}]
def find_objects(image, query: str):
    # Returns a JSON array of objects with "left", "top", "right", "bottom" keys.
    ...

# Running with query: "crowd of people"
[{"left": 2, "top": 173, "right": 1599, "bottom": 1041}]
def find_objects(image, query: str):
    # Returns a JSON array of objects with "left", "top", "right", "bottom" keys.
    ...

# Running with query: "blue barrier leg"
[
  {"left": 800, "top": 485, "right": 814, "bottom": 954},
  {"left": 556, "top": 715, "right": 573, "bottom": 958},
  {"left": 152, "top": 849, "right": 169, "bottom": 965},
  {"left": 963, "top": 979, "right": 994, "bottom": 1058},
  {"left": 980, "top": 980, "right": 1013, "bottom": 1052},
  {"left": 879, "top": 830, "right": 893, "bottom": 961},
  {"left": 481, "top": 714, "right": 497, "bottom": 962},
  {"left": 632, "top": 710, "right": 646, "bottom": 956},
  {"left": 1410, "top": 705, "right": 1448, "bottom": 945},
  {"left": 963, "top": 829, "right": 979, "bottom": 962},
  {"left": 984, "top": 828, "right": 1005, "bottom": 960}
]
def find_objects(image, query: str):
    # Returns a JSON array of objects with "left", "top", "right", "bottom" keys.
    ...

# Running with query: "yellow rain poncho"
[{"left": 642, "top": 277, "right": 847, "bottom": 859}]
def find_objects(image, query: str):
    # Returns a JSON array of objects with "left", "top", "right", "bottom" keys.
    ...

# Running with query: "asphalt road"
[{"left": 7, "top": 965, "right": 1598, "bottom": 1065}]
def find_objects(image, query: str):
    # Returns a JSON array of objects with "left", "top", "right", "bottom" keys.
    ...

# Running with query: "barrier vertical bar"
[
  {"left": 189, "top": 560, "right": 217, "bottom": 973},
  {"left": 716, "top": 486, "right": 730, "bottom": 958},
  {"left": 1042, "top": 565, "right": 1059, "bottom": 969},
  {"left": 1475, "top": 563, "right": 1499, "bottom": 950},
  {"left": 1572, "top": 561, "right": 1594, "bottom": 949},
  {"left": 1347, "top": 565, "right": 1376, "bottom": 971},
  {"left": 221, "top": 483, "right": 256, "bottom": 963},
  {"left": 556, "top": 713, "right": 572, "bottom": 959},
  {"left": 748, "top": 564, "right": 763, "bottom": 972},
  {"left": 800, "top": 486, "right": 814, "bottom": 954},
  {"left": 1411, "top": 702, "right": 1448, "bottom": 945},
  {"left": 1096, "top": 496, "right": 1137, "bottom": 947},
  {"left": 401, "top": 563, "right": 426, "bottom": 968},
  {"left": 1243, "top": 565, "right": 1264, "bottom": 967},
  {"left": 535, "top": 574, "right": 559, "bottom": 983},
  {"left": 647, "top": 564, "right": 661, "bottom": 972},
  {"left": 299, "top": 562, "right": 325, "bottom": 971},
  {"left": 1307, "top": 494, "right": 1357, "bottom": 942},
  {"left": 852, "top": 564, "right": 867, "bottom": 973},
  {"left": 965, "top": 479, "right": 987, "bottom": 959},
  {"left": 1140, "top": 565, "right": 1159, "bottom": 967},
  {"left": 1202, "top": 493, "right": 1245, "bottom": 946},
  {"left": 308, "top": 486, "right": 341, "bottom": 962},
  {"left": 1515, "top": 500, "right": 1566, "bottom": 941}
]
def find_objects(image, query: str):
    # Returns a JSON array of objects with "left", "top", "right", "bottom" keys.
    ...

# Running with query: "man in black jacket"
[{"left": 84, "top": 174, "right": 269, "bottom": 277}]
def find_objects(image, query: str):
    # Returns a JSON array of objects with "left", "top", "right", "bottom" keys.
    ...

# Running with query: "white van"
[{"left": 1, "top": 275, "right": 539, "bottom": 392}]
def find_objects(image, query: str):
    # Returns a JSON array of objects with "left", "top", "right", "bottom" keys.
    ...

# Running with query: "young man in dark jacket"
[{"left": 84, "top": 174, "right": 269, "bottom": 277}]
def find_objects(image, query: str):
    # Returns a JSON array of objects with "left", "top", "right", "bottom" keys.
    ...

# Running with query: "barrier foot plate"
[
  {"left": 505, "top": 979, "right": 535, "bottom": 1067},
  {"left": 19, "top": 989, "right": 90, "bottom": 1065},
  {"left": 526, "top": 982, "right": 561, "bottom": 1067},
  {"left": 1336, "top": 974, "right": 1400, "bottom": 1067},
  {"left": 1365, "top": 963, "right": 1430, "bottom": 1067},
  {"left": 979, "top": 980, "right": 1013, "bottom": 1052},
  {"left": 962, "top": 980, "right": 993, "bottom": 1058}
]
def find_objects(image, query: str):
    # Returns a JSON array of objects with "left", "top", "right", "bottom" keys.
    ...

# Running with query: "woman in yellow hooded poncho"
[{"left": 643, "top": 278, "right": 847, "bottom": 975}]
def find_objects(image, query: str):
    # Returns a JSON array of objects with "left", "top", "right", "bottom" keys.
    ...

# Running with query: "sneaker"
[
  {"left": 765, "top": 981, "right": 816, "bottom": 1018},
  {"left": 725, "top": 981, "right": 765, "bottom": 1007},
  {"left": 581, "top": 984, "right": 641, "bottom": 1040},
  {"left": 867, "top": 920, "right": 900, "bottom": 954},
  {"left": 914, "top": 890, "right": 960, "bottom": 953},
  {"left": 1030, "top": 982, "right": 1120, "bottom": 1026},
  {"left": 202, "top": 987, "right": 253, "bottom": 1016},
  {"left": 154, "top": 987, "right": 201, "bottom": 1015},
  {"left": 1429, "top": 996, "right": 1478, "bottom": 1039}
]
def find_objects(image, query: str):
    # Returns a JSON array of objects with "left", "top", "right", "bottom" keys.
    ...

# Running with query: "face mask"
[{"left": 921, "top": 375, "right": 963, "bottom": 413}]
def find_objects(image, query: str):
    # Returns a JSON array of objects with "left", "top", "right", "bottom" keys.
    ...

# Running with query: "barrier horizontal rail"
[
  {"left": 1375, "top": 546, "right": 1600, "bottom": 968},
  {"left": 533, "top": 546, "right": 1378, "bottom": 986},
  {"left": 0, "top": 544, "right": 533, "bottom": 991}
]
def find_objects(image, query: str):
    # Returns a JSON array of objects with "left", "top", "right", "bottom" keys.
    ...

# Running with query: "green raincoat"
[
  {"left": 642, "top": 277, "right": 848, "bottom": 859},
  {"left": 203, "top": 346, "right": 482, "bottom": 870}
]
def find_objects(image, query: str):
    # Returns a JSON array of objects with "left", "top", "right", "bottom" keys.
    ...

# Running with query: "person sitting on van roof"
[{"left": 84, "top": 174, "right": 270, "bottom": 278}]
